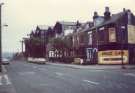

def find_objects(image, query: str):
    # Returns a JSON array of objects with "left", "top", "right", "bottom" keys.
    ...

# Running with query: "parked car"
[{"left": 2, "top": 58, "right": 10, "bottom": 65}]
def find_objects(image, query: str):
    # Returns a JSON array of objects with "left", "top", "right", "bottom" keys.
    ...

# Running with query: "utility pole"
[
  {"left": 0, "top": 3, "right": 4, "bottom": 72},
  {"left": 96, "top": 27, "right": 98, "bottom": 64},
  {"left": 121, "top": 25, "right": 126, "bottom": 69},
  {"left": 44, "top": 30, "right": 46, "bottom": 59},
  {"left": 20, "top": 40, "right": 24, "bottom": 54}
]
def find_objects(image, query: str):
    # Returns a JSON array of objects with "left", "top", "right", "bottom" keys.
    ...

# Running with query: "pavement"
[
  {"left": 46, "top": 62, "right": 135, "bottom": 70},
  {"left": 0, "top": 65, "right": 16, "bottom": 93}
]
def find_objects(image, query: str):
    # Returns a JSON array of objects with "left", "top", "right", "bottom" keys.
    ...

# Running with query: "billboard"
[
  {"left": 109, "top": 28, "right": 116, "bottom": 42},
  {"left": 98, "top": 50, "right": 128, "bottom": 64},
  {"left": 128, "top": 25, "right": 135, "bottom": 44}
]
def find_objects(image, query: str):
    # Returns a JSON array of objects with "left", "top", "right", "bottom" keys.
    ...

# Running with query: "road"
[{"left": 2, "top": 61, "right": 135, "bottom": 93}]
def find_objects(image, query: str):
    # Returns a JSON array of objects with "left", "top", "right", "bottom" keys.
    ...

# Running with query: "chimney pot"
[
  {"left": 123, "top": 8, "right": 126, "bottom": 12},
  {"left": 105, "top": 7, "right": 110, "bottom": 12},
  {"left": 93, "top": 11, "right": 98, "bottom": 19},
  {"left": 104, "top": 7, "right": 111, "bottom": 20}
]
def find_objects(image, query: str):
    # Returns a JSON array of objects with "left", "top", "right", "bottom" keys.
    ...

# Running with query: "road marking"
[
  {"left": 0, "top": 75, "right": 2, "bottom": 85},
  {"left": 3, "top": 74, "right": 12, "bottom": 85},
  {"left": 38, "top": 68, "right": 46, "bottom": 71},
  {"left": 124, "top": 73, "right": 135, "bottom": 77},
  {"left": 83, "top": 80, "right": 99, "bottom": 85},
  {"left": 55, "top": 72, "right": 63, "bottom": 76},
  {"left": 19, "top": 71, "right": 35, "bottom": 76},
  {"left": 89, "top": 70, "right": 104, "bottom": 72},
  {"left": 2, "top": 65, "right": 7, "bottom": 73},
  {"left": 33, "top": 66, "right": 38, "bottom": 69},
  {"left": 0, "top": 74, "right": 12, "bottom": 85}
]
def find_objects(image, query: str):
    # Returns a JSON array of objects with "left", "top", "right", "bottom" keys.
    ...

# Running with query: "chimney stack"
[
  {"left": 123, "top": 8, "right": 126, "bottom": 12},
  {"left": 104, "top": 7, "right": 111, "bottom": 20},
  {"left": 93, "top": 11, "right": 98, "bottom": 20}
]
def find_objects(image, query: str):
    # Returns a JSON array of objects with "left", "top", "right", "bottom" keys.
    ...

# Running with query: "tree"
[{"left": 49, "top": 37, "right": 65, "bottom": 49}]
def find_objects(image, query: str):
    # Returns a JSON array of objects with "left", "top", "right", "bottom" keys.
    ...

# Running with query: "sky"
[{"left": 1, "top": 0, "right": 135, "bottom": 53}]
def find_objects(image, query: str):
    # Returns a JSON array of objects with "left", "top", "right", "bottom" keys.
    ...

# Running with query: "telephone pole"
[{"left": 20, "top": 40, "right": 24, "bottom": 54}]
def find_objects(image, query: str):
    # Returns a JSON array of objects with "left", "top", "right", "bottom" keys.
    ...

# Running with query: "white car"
[{"left": 2, "top": 58, "right": 10, "bottom": 65}]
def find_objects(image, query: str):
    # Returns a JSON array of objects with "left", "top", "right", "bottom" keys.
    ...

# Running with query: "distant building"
[
  {"left": 24, "top": 25, "right": 53, "bottom": 58},
  {"left": 53, "top": 21, "right": 80, "bottom": 38},
  {"left": 46, "top": 21, "right": 81, "bottom": 63}
]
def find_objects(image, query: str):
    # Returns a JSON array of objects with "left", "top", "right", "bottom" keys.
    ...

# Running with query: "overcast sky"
[{"left": 1, "top": 0, "right": 135, "bottom": 53}]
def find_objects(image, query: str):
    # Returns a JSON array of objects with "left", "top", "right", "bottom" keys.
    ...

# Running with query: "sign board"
[
  {"left": 128, "top": 25, "right": 135, "bottom": 44},
  {"left": 98, "top": 50, "right": 128, "bottom": 64}
]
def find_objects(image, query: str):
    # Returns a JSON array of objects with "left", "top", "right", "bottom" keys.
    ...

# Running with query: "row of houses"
[{"left": 23, "top": 7, "right": 135, "bottom": 64}]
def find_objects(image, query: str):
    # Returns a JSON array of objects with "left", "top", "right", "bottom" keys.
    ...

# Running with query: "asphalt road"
[{"left": 3, "top": 61, "right": 135, "bottom": 93}]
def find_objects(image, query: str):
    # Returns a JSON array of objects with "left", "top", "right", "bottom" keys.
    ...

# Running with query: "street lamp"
[
  {"left": 121, "top": 25, "right": 126, "bottom": 69},
  {"left": 20, "top": 40, "right": 24, "bottom": 54},
  {"left": 0, "top": 3, "right": 4, "bottom": 72}
]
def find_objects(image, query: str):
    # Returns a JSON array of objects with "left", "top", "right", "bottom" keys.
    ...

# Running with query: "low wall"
[{"left": 28, "top": 57, "right": 46, "bottom": 63}]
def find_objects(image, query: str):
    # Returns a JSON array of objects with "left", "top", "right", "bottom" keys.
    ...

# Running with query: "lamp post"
[
  {"left": 96, "top": 27, "right": 98, "bottom": 64},
  {"left": 26, "top": 34, "right": 31, "bottom": 57},
  {"left": 20, "top": 40, "right": 24, "bottom": 54},
  {"left": 0, "top": 3, "right": 4, "bottom": 72}
]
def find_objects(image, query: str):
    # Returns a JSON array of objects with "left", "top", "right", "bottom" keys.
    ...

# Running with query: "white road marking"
[
  {"left": 83, "top": 80, "right": 99, "bottom": 85},
  {"left": 38, "top": 68, "right": 46, "bottom": 71},
  {"left": 3, "top": 74, "right": 12, "bottom": 85},
  {"left": 33, "top": 66, "right": 38, "bottom": 69},
  {"left": 19, "top": 71, "right": 35, "bottom": 76},
  {"left": 0, "top": 75, "right": 2, "bottom": 85},
  {"left": 124, "top": 73, "right": 135, "bottom": 77},
  {"left": 55, "top": 72, "right": 63, "bottom": 76},
  {"left": 90, "top": 70, "right": 104, "bottom": 72},
  {"left": 0, "top": 74, "right": 12, "bottom": 85},
  {"left": 2, "top": 65, "right": 7, "bottom": 73}
]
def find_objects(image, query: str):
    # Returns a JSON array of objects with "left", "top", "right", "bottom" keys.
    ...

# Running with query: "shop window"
[{"left": 88, "top": 33, "right": 92, "bottom": 45}]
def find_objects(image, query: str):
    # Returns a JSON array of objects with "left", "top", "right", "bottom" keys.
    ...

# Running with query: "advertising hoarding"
[
  {"left": 98, "top": 50, "right": 128, "bottom": 64},
  {"left": 128, "top": 25, "right": 135, "bottom": 44},
  {"left": 109, "top": 28, "right": 116, "bottom": 42}
]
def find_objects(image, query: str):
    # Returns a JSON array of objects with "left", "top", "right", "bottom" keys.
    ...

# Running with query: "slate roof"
[
  {"left": 86, "top": 12, "right": 126, "bottom": 31},
  {"left": 59, "top": 21, "right": 77, "bottom": 26},
  {"left": 102, "top": 12, "right": 124, "bottom": 26},
  {"left": 77, "top": 21, "right": 93, "bottom": 32}
]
